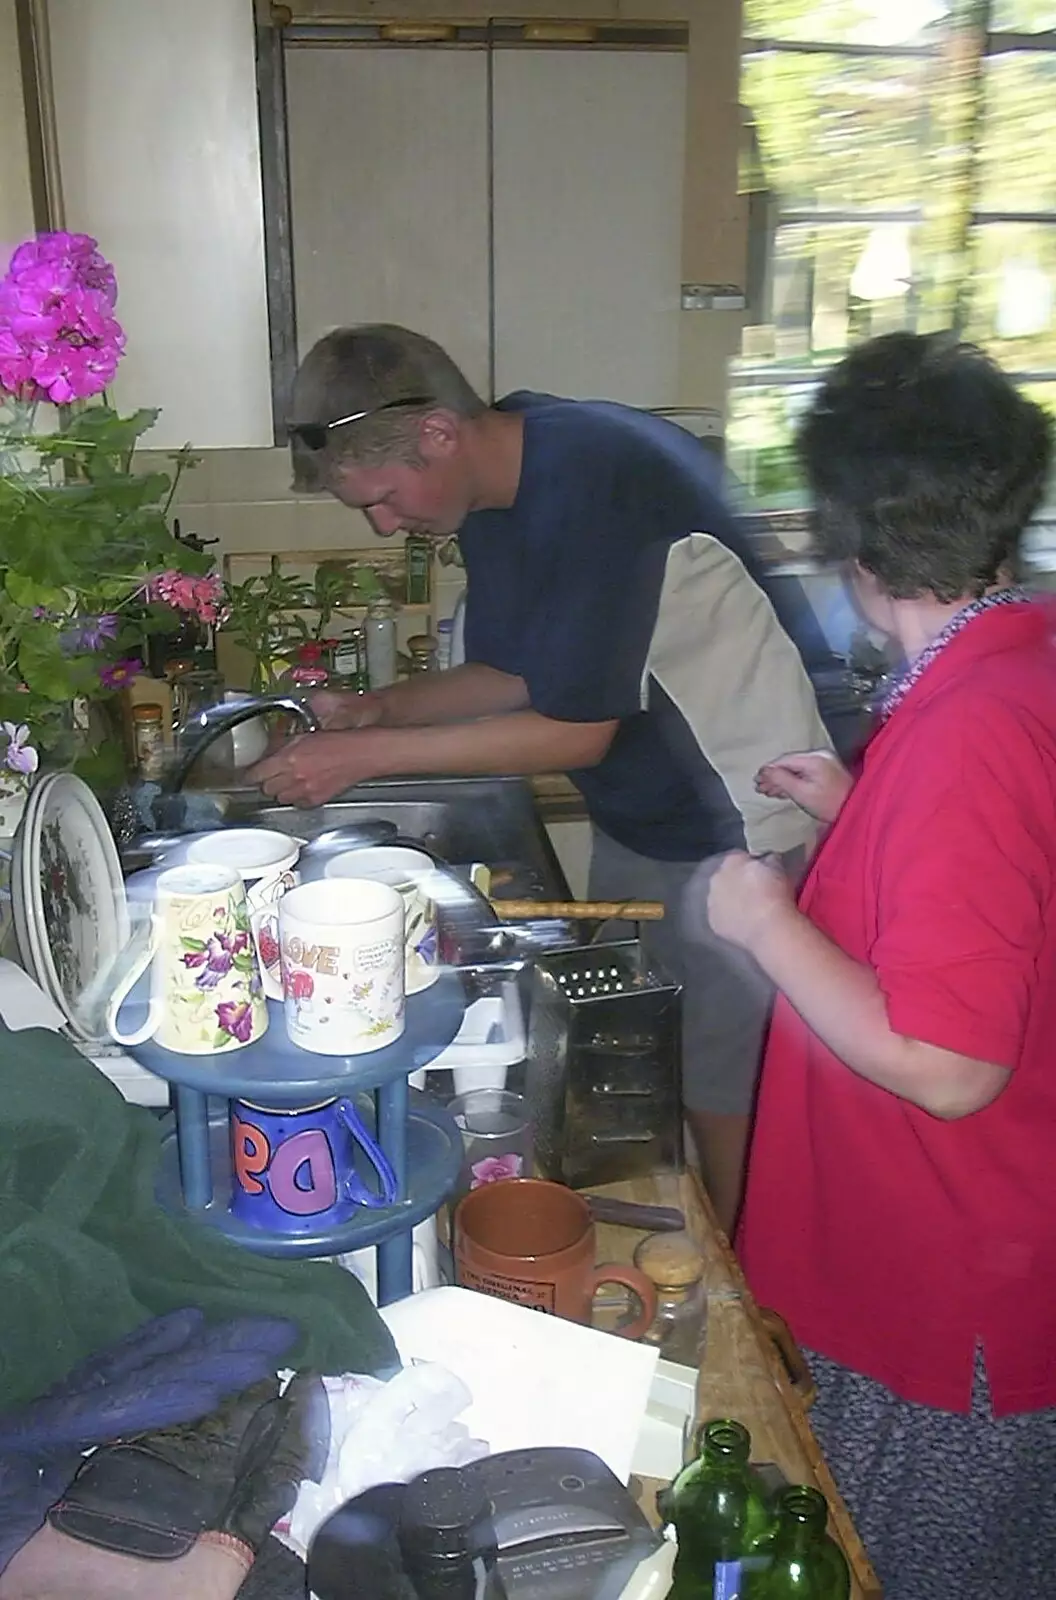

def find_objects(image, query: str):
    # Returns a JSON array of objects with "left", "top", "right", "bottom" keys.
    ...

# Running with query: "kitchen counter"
[{"left": 590, "top": 1168, "right": 882, "bottom": 1599}]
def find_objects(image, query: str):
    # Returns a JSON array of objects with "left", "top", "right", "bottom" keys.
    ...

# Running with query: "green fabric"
[{"left": 0, "top": 1021, "right": 397, "bottom": 1406}]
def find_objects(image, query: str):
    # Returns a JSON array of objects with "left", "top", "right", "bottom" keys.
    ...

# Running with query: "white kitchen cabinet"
[
  {"left": 46, "top": 0, "right": 273, "bottom": 449},
  {"left": 286, "top": 41, "right": 686, "bottom": 405},
  {"left": 491, "top": 49, "right": 685, "bottom": 406},
  {"left": 286, "top": 47, "right": 492, "bottom": 395}
]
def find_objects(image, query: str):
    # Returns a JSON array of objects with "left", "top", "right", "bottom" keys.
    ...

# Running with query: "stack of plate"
[{"left": 11, "top": 773, "right": 130, "bottom": 1043}]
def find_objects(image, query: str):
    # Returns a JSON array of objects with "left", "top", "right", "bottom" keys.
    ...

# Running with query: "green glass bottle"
[
  {"left": 659, "top": 1419, "right": 772, "bottom": 1599},
  {"left": 744, "top": 1486, "right": 850, "bottom": 1599}
]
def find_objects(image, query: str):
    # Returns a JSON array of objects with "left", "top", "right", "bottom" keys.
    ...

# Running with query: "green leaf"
[
  {"left": 17, "top": 631, "right": 78, "bottom": 701},
  {"left": 214, "top": 1029, "right": 232, "bottom": 1049},
  {"left": 181, "top": 937, "right": 208, "bottom": 952},
  {"left": 4, "top": 573, "right": 68, "bottom": 612}
]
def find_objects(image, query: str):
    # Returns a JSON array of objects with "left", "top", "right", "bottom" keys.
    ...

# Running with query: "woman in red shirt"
[{"left": 705, "top": 332, "right": 1056, "bottom": 1599}]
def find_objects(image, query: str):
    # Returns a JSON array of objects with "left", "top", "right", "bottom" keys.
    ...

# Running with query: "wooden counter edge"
[{"left": 688, "top": 1171, "right": 881, "bottom": 1599}]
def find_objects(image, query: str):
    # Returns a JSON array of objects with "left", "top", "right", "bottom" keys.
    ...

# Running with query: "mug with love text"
[{"left": 279, "top": 878, "right": 405, "bottom": 1055}]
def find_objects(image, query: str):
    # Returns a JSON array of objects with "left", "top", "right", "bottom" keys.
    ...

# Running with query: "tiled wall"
[
  {"left": 139, "top": 445, "right": 467, "bottom": 665},
  {"left": 138, "top": 446, "right": 383, "bottom": 556}
]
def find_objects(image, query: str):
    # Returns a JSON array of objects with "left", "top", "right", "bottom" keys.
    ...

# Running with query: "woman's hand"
[
  {"left": 755, "top": 749, "right": 853, "bottom": 823},
  {"left": 707, "top": 850, "right": 797, "bottom": 954}
]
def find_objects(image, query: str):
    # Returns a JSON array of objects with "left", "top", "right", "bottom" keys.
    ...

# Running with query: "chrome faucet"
[{"left": 167, "top": 694, "right": 321, "bottom": 793}]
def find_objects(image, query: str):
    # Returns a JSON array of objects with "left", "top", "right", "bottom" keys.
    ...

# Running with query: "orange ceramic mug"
[{"left": 454, "top": 1177, "right": 658, "bottom": 1339}]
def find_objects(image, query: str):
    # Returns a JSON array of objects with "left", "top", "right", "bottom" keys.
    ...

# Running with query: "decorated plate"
[{"left": 13, "top": 774, "right": 130, "bottom": 1041}]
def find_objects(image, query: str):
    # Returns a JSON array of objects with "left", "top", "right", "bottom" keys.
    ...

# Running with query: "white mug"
[
  {"left": 279, "top": 878, "right": 405, "bottom": 1056},
  {"left": 106, "top": 863, "right": 269, "bottom": 1054},
  {"left": 325, "top": 845, "right": 441, "bottom": 995},
  {"left": 186, "top": 829, "right": 303, "bottom": 1001}
]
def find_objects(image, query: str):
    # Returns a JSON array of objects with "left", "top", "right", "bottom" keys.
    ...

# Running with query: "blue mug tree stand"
[{"left": 118, "top": 970, "right": 466, "bottom": 1305}]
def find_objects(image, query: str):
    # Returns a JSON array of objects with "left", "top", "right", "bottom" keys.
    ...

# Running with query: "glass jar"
[
  {"left": 364, "top": 597, "right": 397, "bottom": 689},
  {"left": 407, "top": 632, "right": 439, "bottom": 674},
  {"left": 131, "top": 702, "right": 166, "bottom": 781},
  {"left": 633, "top": 1230, "right": 708, "bottom": 1368}
]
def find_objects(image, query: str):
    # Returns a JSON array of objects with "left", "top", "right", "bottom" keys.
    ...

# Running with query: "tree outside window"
[{"left": 730, "top": 0, "right": 1056, "bottom": 507}]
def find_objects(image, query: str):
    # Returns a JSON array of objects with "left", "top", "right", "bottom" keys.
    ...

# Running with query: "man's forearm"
[
  {"left": 375, "top": 664, "right": 530, "bottom": 727},
  {"left": 360, "top": 708, "right": 616, "bottom": 779},
  {"left": 748, "top": 908, "right": 1009, "bottom": 1118}
]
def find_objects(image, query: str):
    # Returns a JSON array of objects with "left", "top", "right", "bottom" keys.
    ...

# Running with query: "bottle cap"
[
  {"left": 634, "top": 1230, "right": 706, "bottom": 1290},
  {"left": 132, "top": 703, "right": 164, "bottom": 721}
]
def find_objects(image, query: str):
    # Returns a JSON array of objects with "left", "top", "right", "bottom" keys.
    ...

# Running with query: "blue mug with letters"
[{"left": 229, "top": 1096, "right": 398, "bottom": 1233}]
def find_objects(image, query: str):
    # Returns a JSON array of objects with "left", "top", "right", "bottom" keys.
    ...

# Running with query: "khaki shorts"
[{"left": 589, "top": 829, "right": 803, "bottom": 1117}]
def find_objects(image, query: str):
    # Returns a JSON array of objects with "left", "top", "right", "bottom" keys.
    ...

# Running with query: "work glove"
[
  {"left": 47, "top": 1369, "right": 329, "bottom": 1562},
  {"left": 0, "top": 1306, "right": 298, "bottom": 1575}
]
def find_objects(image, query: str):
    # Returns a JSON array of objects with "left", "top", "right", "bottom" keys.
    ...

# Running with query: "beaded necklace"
[{"left": 878, "top": 587, "right": 1029, "bottom": 723}]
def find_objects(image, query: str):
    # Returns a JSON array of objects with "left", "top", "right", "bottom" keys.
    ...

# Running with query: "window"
[{"left": 730, "top": 0, "right": 1056, "bottom": 505}]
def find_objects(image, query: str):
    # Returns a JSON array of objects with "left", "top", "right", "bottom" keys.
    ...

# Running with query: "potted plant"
[{"left": 0, "top": 229, "right": 209, "bottom": 812}]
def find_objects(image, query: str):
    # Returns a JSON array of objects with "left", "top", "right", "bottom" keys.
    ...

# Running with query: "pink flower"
[
  {"left": 469, "top": 1153, "right": 523, "bottom": 1188},
  {"left": 98, "top": 657, "right": 142, "bottom": 689},
  {"left": 216, "top": 1000, "right": 255, "bottom": 1043},
  {"left": 287, "top": 970, "right": 314, "bottom": 1002},
  {"left": 0, "top": 232, "right": 124, "bottom": 403},
  {"left": 148, "top": 569, "right": 228, "bottom": 625},
  {"left": 257, "top": 925, "right": 280, "bottom": 969},
  {"left": 8, "top": 232, "right": 117, "bottom": 305}
]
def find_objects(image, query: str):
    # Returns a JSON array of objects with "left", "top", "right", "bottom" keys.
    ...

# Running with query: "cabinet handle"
[{"left": 758, "top": 1307, "right": 817, "bottom": 1409}]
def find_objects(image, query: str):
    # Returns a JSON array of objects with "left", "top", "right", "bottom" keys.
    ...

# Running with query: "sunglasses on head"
[{"left": 288, "top": 395, "right": 435, "bottom": 452}]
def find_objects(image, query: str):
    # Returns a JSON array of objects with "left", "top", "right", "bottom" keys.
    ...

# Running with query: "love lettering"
[{"left": 281, "top": 934, "right": 338, "bottom": 976}]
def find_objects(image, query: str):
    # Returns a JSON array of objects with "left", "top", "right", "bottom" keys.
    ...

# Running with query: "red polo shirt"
[{"left": 739, "top": 599, "right": 1056, "bottom": 1416}]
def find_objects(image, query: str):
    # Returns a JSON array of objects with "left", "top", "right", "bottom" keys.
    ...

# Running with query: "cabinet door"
[
  {"left": 48, "top": 0, "right": 273, "bottom": 449},
  {"left": 286, "top": 47, "right": 491, "bottom": 396},
  {"left": 492, "top": 48, "right": 686, "bottom": 407}
]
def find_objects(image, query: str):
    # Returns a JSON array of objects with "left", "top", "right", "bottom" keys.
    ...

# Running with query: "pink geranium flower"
[
  {"left": 0, "top": 233, "right": 125, "bottom": 404},
  {"left": 148, "top": 569, "right": 228, "bottom": 625}
]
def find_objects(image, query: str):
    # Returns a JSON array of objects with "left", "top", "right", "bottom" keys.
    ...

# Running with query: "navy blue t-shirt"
[{"left": 459, "top": 393, "right": 822, "bottom": 859}]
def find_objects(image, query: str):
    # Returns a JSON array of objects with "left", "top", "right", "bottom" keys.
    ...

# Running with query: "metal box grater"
[{"left": 518, "top": 940, "right": 684, "bottom": 1190}]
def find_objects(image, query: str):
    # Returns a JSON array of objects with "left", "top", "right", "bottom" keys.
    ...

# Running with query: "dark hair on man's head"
[
  {"left": 798, "top": 332, "right": 1053, "bottom": 601},
  {"left": 288, "top": 324, "right": 486, "bottom": 491}
]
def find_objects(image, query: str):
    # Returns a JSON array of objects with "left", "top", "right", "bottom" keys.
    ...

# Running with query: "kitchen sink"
[{"left": 123, "top": 776, "right": 570, "bottom": 901}]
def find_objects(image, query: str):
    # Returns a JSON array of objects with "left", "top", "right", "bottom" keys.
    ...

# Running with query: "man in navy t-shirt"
[{"left": 252, "top": 324, "right": 829, "bottom": 1231}]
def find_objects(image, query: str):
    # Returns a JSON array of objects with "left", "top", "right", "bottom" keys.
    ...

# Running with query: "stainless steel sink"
[{"left": 124, "top": 776, "right": 570, "bottom": 900}]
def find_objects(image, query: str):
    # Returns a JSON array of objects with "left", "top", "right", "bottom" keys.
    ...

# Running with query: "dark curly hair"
[{"left": 798, "top": 332, "right": 1053, "bottom": 601}]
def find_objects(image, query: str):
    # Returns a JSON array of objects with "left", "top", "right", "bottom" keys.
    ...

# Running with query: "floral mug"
[
  {"left": 106, "top": 863, "right": 268, "bottom": 1054},
  {"left": 186, "top": 828, "right": 302, "bottom": 1002}
]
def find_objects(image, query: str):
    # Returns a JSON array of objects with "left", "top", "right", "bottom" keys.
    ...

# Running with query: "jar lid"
[
  {"left": 633, "top": 1230, "right": 706, "bottom": 1289},
  {"left": 132, "top": 703, "right": 164, "bottom": 720}
]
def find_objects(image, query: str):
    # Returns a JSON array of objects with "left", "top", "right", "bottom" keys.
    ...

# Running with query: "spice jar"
[
  {"left": 407, "top": 633, "right": 439, "bottom": 674},
  {"left": 131, "top": 703, "right": 166, "bottom": 781},
  {"left": 633, "top": 1230, "right": 708, "bottom": 1367}
]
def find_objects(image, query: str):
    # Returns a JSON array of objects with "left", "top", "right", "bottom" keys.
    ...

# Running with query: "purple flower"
[
  {"left": 181, "top": 935, "right": 234, "bottom": 990},
  {"left": 98, "top": 657, "right": 141, "bottom": 690},
  {"left": 63, "top": 613, "right": 119, "bottom": 653},
  {"left": 216, "top": 1000, "right": 255, "bottom": 1043},
  {"left": 469, "top": 1153, "right": 523, "bottom": 1189},
  {"left": 2, "top": 722, "right": 38, "bottom": 777}
]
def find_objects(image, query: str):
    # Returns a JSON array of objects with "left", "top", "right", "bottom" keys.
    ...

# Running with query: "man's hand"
[
  {"left": 706, "top": 850, "right": 798, "bottom": 954},
  {"left": 246, "top": 731, "right": 383, "bottom": 807},
  {"left": 307, "top": 689, "right": 384, "bottom": 731},
  {"left": 755, "top": 749, "right": 853, "bottom": 823}
]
